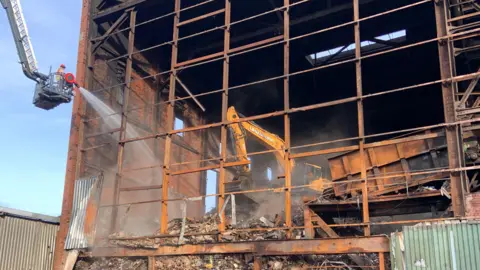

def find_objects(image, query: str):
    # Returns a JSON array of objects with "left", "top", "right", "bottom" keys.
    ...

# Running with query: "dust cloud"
[{"left": 80, "top": 88, "right": 162, "bottom": 237}]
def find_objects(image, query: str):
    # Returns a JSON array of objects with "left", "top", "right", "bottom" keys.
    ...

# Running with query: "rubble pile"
[
  {"left": 262, "top": 255, "right": 371, "bottom": 270},
  {"left": 221, "top": 215, "right": 288, "bottom": 242},
  {"left": 74, "top": 258, "right": 147, "bottom": 270},
  {"left": 108, "top": 214, "right": 219, "bottom": 247},
  {"left": 108, "top": 212, "right": 306, "bottom": 248},
  {"left": 107, "top": 204, "right": 317, "bottom": 249},
  {"left": 109, "top": 232, "right": 158, "bottom": 249},
  {"left": 155, "top": 254, "right": 250, "bottom": 269},
  {"left": 161, "top": 214, "right": 219, "bottom": 245}
]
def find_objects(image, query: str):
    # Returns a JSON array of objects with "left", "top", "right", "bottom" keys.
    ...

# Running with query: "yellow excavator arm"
[
  {"left": 227, "top": 106, "right": 294, "bottom": 174},
  {"left": 226, "top": 106, "right": 331, "bottom": 192}
]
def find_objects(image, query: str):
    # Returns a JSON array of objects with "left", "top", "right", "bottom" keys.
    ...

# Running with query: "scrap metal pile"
[
  {"left": 155, "top": 254, "right": 248, "bottom": 269},
  {"left": 262, "top": 254, "right": 381, "bottom": 270},
  {"left": 74, "top": 254, "right": 378, "bottom": 269},
  {"left": 107, "top": 211, "right": 305, "bottom": 248},
  {"left": 74, "top": 258, "right": 147, "bottom": 270}
]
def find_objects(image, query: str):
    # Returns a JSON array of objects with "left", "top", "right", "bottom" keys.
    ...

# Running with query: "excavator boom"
[
  {"left": 227, "top": 107, "right": 292, "bottom": 171},
  {"left": 227, "top": 106, "right": 330, "bottom": 192}
]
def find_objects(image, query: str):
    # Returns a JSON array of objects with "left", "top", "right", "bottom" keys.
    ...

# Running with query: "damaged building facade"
[{"left": 54, "top": 0, "right": 480, "bottom": 269}]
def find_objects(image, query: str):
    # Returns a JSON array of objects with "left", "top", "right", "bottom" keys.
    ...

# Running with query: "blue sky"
[{"left": 0, "top": 0, "right": 81, "bottom": 216}]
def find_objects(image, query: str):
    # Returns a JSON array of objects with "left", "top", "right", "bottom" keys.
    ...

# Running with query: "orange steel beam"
[
  {"left": 177, "top": 9, "right": 225, "bottom": 27},
  {"left": 304, "top": 190, "right": 442, "bottom": 206},
  {"left": 169, "top": 160, "right": 250, "bottom": 176},
  {"left": 353, "top": 0, "right": 370, "bottom": 236},
  {"left": 379, "top": 252, "right": 385, "bottom": 270},
  {"left": 253, "top": 256, "right": 262, "bottom": 270},
  {"left": 85, "top": 237, "right": 389, "bottom": 257},
  {"left": 218, "top": 0, "right": 232, "bottom": 234},
  {"left": 160, "top": 0, "right": 181, "bottom": 234},
  {"left": 229, "top": 35, "right": 283, "bottom": 54},
  {"left": 148, "top": 257, "right": 156, "bottom": 270},
  {"left": 175, "top": 51, "right": 224, "bottom": 68},
  {"left": 283, "top": 0, "right": 292, "bottom": 237},
  {"left": 304, "top": 207, "right": 315, "bottom": 239}
]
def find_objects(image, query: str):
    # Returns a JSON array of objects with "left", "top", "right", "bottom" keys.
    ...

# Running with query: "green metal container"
[{"left": 391, "top": 221, "right": 480, "bottom": 270}]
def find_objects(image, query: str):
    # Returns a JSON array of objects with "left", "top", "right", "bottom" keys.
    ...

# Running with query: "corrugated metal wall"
[
  {"left": 0, "top": 215, "right": 58, "bottom": 270},
  {"left": 64, "top": 175, "right": 99, "bottom": 249},
  {"left": 391, "top": 221, "right": 480, "bottom": 270}
]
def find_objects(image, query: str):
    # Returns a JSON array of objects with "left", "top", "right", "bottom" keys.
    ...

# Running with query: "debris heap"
[
  {"left": 156, "top": 254, "right": 249, "bottom": 270},
  {"left": 108, "top": 212, "right": 305, "bottom": 248},
  {"left": 74, "top": 258, "right": 147, "bottom": 270}
]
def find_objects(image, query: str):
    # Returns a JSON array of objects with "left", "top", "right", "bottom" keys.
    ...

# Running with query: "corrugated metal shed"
[
  {"left": 0, "top": 207, "right": 59, "bottom": 270},
  {"left": 64, "top": 175, "right": 101, "bottom": 249},
  {"left": 391, "top": 220, "right": 480, "bottom": 270}
]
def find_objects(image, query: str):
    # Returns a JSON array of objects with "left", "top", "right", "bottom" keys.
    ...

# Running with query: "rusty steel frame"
[
  {"left": 93, "top": 121, "right": 465, "bottom": 181},
  {"left": 97, "top": 166, "right": 466, "bottom": 209},
  {"left": 117, "top": 73, "right": 480, "bottom": 145},
  {"left": 55, "top": 0, "right": 480, "bottom": 267},
  {"left": 82, "top": 33, "right": 480, "bottom": 128},
  {"left": 89, "top": 0, "right": 428, "bottom": 71},
  {"left": 87, "top": 0, "right": 433, "bottom": 94}
]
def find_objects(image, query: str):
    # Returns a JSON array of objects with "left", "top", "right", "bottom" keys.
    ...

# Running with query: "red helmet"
[{"left": 60, "top": 64, "right": 66, "bottom": 68}]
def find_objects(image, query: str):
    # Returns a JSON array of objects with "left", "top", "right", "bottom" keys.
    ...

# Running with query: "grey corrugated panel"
[
  {"left": 392, "top": 221, "right": 480, "bottom": 270},
  {"left": 0, "top": 215, "right": 58, "bottom": 270},
  {"left": 0, "top": 207, "right": 59, "bottom": 224},
  {"left": 64, "top": 175, "right": 100, "bottom": 250}
]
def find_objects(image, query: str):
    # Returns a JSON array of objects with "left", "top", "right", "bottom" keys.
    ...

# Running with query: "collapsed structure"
[{"left": 53, "top": 0, "right": 480, "bottom": 269}]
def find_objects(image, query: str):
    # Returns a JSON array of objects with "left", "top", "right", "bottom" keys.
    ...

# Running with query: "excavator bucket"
[
  {"left": 225, "top": 171, "right": 254, "bottom": 192},
  {"left": 309, "top": 177, "right": 333, "bottom": 193},
  {"left": 303, "top": 163, "right": 333, "bottom": 192}
]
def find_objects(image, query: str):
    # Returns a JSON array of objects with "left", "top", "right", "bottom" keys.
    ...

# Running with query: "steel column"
[
  {"left": 160, "top": 0, "right": 181, "bottom": 234},
  {"left": 110, "top": 9, "right": 137, "bottom": 234},
  {"left": 353, "top": 0, "right": 370, "bottom": 235},
  {"left": 148, "top": 256, "right": 156, "bottom": 270},
  {"left": 379, "top": 252, "right": 385, "bottom": 270},
  {"left": 283, "top": 0, "right": 292, "bottom": 236},
  {"left": 218, "top": 0, "right": 231, "bottom": 233},
  {"left": 434, "top": 0, "right": 466, "bottom": 216},
  {"left": 253, "top": 256, "right": 262, "bottom": 270}
]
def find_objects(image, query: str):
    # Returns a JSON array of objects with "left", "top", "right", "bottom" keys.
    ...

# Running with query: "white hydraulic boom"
[{"left": 1, "top": 0, "right": 76, "bottom": 110}]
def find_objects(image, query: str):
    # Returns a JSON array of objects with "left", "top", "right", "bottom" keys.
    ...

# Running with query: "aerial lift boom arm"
[
  {"left": 1, "top": 0, "right": 75, "bottom": 110},
  {"left": 1, "top": 0, "right": 45, "bottom": 81}
]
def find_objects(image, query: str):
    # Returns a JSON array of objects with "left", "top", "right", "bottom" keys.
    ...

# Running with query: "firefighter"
[{"left": 56, "top": 64, "right": 66, "bottom": 82}]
